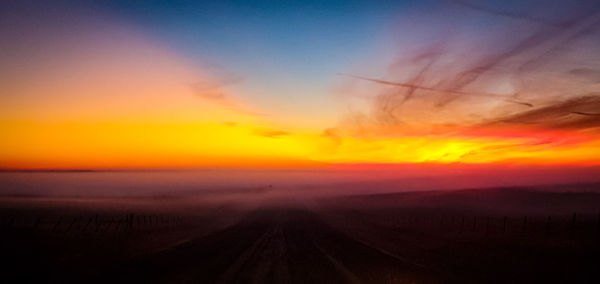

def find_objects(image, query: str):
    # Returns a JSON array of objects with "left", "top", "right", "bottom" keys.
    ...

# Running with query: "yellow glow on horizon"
[
  {"left": 311, "top": 135, "right": 600, "bottom": 165},
  {"left": 0, "top": 120, "right": 318, "bottom": 169},
  {"left": 2, "top": 119, "right": 599, "bottom": 169}
]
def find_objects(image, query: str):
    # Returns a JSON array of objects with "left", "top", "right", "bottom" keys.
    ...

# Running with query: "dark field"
[{"left": 2, "top": 185, "right": 600, "bottom": 283}]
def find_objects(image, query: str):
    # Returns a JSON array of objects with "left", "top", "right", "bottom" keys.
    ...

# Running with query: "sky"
[{"left": 1, "top": 0, "right": 600, "bottom": 170}]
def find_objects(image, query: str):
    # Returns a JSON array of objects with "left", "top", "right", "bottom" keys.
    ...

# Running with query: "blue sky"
[
  {"left": 4, "top": 0, "right": 598, "bottom": 128},
  {"left": 87, "top": 0, "right": 421, "bottom": 127}
]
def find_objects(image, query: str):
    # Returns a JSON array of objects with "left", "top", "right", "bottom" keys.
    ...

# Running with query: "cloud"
[
  {"left": 487, "top": 95, "right": 600, "bottom": 129},
  {"left": 333, "top": 1, "right": 600, "bottom": 139},
  {"left": 568, "top": 68, "right": 600, "bottom": 83},
  {"left": 188, "top": 74, "right": 264, "bottom": 116},
  {"left": 339, "top": 74, "right": 534, "bottom": 107},
  {"left": 189, "top": 73, "right": 243, "bottom": 99},
  {"left": 253, "top": 129, "right": 290, "bottom": 138},
  {"left": 452, "top": 0, "right": 575, "bottom": 28}
]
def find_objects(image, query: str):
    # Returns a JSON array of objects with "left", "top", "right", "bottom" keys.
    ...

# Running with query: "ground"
[{"left": 1, "top": 186, "right": 599, "bottom": 283}]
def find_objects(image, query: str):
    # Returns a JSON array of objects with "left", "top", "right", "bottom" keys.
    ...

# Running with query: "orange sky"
[
  {"left": 1, "top": 2, "right": 599, "bottom": 170},
  {"left": 2, "top": 119, "right": 599, "bottom": 169}
]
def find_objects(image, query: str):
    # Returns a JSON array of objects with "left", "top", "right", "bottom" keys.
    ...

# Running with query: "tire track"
[{"left": 111, "top": 208, "right": 444, "bottom": 283}]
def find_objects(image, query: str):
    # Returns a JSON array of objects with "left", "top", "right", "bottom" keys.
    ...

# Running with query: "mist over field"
[
  {"left": 2, "top": 165, "right": 600, "bottom": 197},
  {"left": 2, "top": 170, "right": 600, "bottom": 283}
]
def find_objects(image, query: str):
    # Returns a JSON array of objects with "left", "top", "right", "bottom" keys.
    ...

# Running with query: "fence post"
[
  {"left": 52, "top": 217, "right": 62, "bottom": 233},
  {"left": 64, "top": 218, "right": 78, "bottom": 234},
  {"left": 82, "top": 217, "right": 93, "bottom": 233},
  {"left": 105, "top": 218, "right": 114, "bottom": 233},
  {"left": 32, "top": 217, "right": 41, "bottom": 230}
]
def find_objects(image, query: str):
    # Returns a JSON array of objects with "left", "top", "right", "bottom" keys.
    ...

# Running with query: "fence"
[
  {"left": 335, "top": 210, "right": 600, "bottom": 241},
  {"left": 1, "top": 213, "right": 191, "bottom": 236}
]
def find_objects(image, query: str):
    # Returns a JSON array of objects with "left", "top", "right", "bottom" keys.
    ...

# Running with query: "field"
[{"left": 1, "top": 184, "right": 600, "bottom": 283}]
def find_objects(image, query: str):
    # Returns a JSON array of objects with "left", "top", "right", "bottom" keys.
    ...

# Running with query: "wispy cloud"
[
  {"left": 321, "top": 1, "right": 600, "bottom": 165},
  {"left": 334, "top": 1, "right": 600, "bottom": 138},
  {"left": 253, "top": 129, "right": 290, "bottom": 138},
  {"left": 486, "top": 95, "right": 600, "bottom": 129},
  {"left": 188, "top": 74, "right": 264, "bottom": 116}
]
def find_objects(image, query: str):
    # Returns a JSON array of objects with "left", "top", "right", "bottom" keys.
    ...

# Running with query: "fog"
[{"left": 1, "top": 165, "right": 600, "bottom": 198}]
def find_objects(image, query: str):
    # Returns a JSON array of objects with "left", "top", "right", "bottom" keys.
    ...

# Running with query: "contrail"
[
  {"left": 453, "top": 0, "right": 572, "bottom": 28},
  {"left": 338, "top": 73, "right": 534, "bottom": 107},
  {"left": 571, "top": 111, "right": 600, "bottom": 116}
]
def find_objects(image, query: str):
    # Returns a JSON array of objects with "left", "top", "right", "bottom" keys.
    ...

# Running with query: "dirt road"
[{"left": 112, "top": 208, "right": 442, "bottom": 283}]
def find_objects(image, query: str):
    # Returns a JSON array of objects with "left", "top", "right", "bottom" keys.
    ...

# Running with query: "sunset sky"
[{"left": 2, "top": 0, "right": 600, "bottom": 170}]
